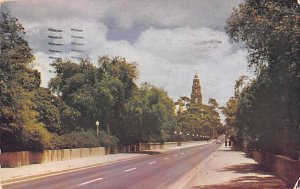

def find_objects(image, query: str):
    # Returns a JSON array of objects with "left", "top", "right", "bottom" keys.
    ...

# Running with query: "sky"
[{"left": 2, "top": 0, "right": 251, "bottom": 106}]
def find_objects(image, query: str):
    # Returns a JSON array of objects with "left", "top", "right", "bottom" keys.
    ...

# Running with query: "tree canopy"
[
  {"left": 175, "top": 96, "right": 223, "bottom": 141},
  {"left": 225, "top": 0, "right": 299, "bottom": 159},
  {"left": 1, "top": 13, "right": 176, "bottom": 151},
  {"left": 0, "top": 12, "right": 51, "bottom": 151}
]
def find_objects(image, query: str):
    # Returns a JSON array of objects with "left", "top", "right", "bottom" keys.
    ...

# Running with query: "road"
[{"left": 4, "top": 143, "right": 221, "bottom": 189}]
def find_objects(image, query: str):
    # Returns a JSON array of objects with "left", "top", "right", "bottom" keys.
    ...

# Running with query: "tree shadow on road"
[{"left": 192, "top": 163, "right": 289, "bottom": 189}]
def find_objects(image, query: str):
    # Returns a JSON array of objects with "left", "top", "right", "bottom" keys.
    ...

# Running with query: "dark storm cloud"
[{"left": 8, "top": 0, "right": 243, "bottom": 40}]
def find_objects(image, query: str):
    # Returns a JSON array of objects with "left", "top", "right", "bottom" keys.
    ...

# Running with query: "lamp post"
[
  {"left": 178, "top": 132, "right": 182, "bottom": 146},
  {"left": 96, "top": 120, "right": 100, "bottom": 137}
]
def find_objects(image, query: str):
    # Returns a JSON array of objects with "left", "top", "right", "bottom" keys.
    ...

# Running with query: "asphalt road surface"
[{"left": 4, "top": 143, "right": 222, "bottom": 189}]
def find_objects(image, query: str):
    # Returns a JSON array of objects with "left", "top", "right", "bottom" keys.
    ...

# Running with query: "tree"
[
  {"left": 34, "top": 88, "right": 62, "bottom": 134},
  {"left": 174, "top": 96, "right": 222, "bottom": 140},
  {"left": 226, "top": 0, "right": 300, "bottom": 158},
  {"left": 49, "top": 57, "right": 139, "bottom": 135},
  {"left": 123, "top": 83, "right": 175, "bottom": 144},
  {"left": 0, "top": 12, "right": 53, "bottom": 151}
]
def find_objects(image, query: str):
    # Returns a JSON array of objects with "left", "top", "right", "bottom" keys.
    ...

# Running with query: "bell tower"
[{"left": 191, "top": 73, "right": 202, "bottom": 104}]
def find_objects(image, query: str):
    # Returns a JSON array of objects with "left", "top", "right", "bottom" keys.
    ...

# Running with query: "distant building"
[{"left": 191, "top": 73, "right": 202, "bottom": 104}]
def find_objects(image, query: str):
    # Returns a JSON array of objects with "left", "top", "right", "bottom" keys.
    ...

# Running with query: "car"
[{"left": 215, "top": 140, "right": 221, "bottom": 144}]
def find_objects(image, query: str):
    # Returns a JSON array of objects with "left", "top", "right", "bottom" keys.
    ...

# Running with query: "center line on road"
[
  {"left": 124, "top": 168, "right": 137, "bottom": 172},
  {"left": 164, "top": 157, "right": 169, "bottom": 160},
  {"left": 174, "top": 154, "right": 178, "bottom": 157},
  {"left": 148, "top": 161, "right": 156, "bottom": 165},
  {"left": 181, "top": 153, "right": 185, "bottom": 155},
  {"left": 79, "top": 178, "right": 103, "bottom": 185}
]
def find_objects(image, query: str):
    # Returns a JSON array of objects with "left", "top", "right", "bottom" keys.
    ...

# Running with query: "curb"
[
  {"left": 2, "top": 155, "right": 146, "bottom": 186},
  {"left": 169, "top": 144, "right": 223, "bottom": 189},
  {"left": 136, "top": 150, "right": 161, "bottom": 155}
]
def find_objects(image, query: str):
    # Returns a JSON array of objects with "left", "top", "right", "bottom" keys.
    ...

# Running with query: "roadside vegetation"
[{"left": 223, "top": 0, "right": 300, "bottom": 159}]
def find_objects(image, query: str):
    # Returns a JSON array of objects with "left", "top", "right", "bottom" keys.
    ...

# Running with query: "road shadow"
[
  {"left": 219, "top": 163, "right": 268, "bottom": 174},
  {"left": 192, "top": 163, "right": 289, "bottom": 189}
]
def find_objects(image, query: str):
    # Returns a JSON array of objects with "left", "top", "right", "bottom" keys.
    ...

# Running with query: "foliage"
[
  {"left": 59, "top": 131, "right": 99, "bottom": 149},
  {"left": 49, "top": 57, "right": 139, "bottom": 134},
  {"left": 49, "top": 57, "right": 176, "bottom": 146},
  {"left": 0, "top": 12, "right": 49, "bottom": 151},
  {"left": 34, "top": 88, "right": 62, "bottom": 134},
  {"left": 175, "top": 97, "right": 223, "bottom": 141},
  {"left": 226, "top": 0, "right": 300, "bottom": 159},
  {"left": 98, "top": 131, "right": 119, "bottom": 148},
  {"left": 123, "top": 83, "right": 176, "bottom": 144}
]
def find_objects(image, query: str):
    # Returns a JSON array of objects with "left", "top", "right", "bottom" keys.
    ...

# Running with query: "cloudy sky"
[{"left": 3, "top": 0, "right": 251, "bottom": 106}]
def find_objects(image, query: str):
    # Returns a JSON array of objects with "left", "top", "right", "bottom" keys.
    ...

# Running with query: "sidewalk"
[
  {"left": 186, "top": 145, "right": 289, "bottom": 189},
  {"left": 1, "top": 141, "right": 210, "bottom": 186}
]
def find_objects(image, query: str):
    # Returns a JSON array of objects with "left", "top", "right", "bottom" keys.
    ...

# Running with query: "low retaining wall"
[
  {"left": 252, "top": 150, "right": 300, "bottom": 186},
  {"left": 0, "top": 147, "right": 106, "bottom": 168},
  {"left": 120, "top": 142, "right": 179, "bottom": 152}
]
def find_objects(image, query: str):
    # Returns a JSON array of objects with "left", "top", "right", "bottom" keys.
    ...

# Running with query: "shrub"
[
  {"left": 60, "top": 130, "right": 99, "bottom": 149},
  {"left": 98, "top": 131, "right": 119, "bottom": 148}
]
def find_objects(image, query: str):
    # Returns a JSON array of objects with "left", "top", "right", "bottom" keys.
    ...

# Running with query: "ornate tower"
[{"left": 191, "top": 73, "right": 202, "bottom": 104}]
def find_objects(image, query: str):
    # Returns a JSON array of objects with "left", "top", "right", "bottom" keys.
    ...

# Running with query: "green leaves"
[
  {"left": 123, "top": 83, "right": 175, "bottom": 144},
  {"left": 175, "top": 97, "right": 223, "bottom": 140},
  {"left": 49, "top": 56, "right": 176, "bottom": 146},
  {"left": 226, "top": 0, "right": 300, "bottom": 159}
]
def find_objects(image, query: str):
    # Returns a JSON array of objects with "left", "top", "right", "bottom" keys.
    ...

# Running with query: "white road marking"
[
  {"left": 79, "top": 178, "right": 103, "bottom": 185},
  {"left": 164, "top": 157, "right": 169, "bottom": 160},
  {"left": 181, "top": 153, "right": 185, "bottom": 155},
  {"left": 174, "top": 154, "right": 178, "bottom": 157},
  {"left": 124, "top": 168, "right": 137, "bottom": 172},
  {"left": 148, "top": 161, "right": 156, "bottom": 165}
]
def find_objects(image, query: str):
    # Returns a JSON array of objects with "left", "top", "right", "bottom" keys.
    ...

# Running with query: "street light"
[
  {"left": 173, "top": 131, "right": 177, "bottom": 142},
  {"left": 178, "top": 132, "right": 182, "bottom": 146},
  {"left": 96, "top": 120, "right": 100, "bottom": 137}
]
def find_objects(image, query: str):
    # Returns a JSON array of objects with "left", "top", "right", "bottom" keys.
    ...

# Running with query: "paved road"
[{"left": 4, "top": 143, "right": 221, "bottom": 189}]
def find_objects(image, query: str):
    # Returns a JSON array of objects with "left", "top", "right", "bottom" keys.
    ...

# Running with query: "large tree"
[
  {"left": 226, "top": 0, "right": 300, "bottom": 158},
  {"left": 49, "top": 57, "right": 139, "bottom": 134},
  {"left": 0, "top": 13, "right": 54, "bottom": 151},
  {"left": 123, "top": 83, "right": 175, "bottom": 144}
]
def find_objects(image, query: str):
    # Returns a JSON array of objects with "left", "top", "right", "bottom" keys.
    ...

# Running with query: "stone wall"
[
  {"left": 252, "top": 150, "right": 300, "bottom": 187},
  {"left": 0, "top": 147, "right": 106, "bottom": 168}
]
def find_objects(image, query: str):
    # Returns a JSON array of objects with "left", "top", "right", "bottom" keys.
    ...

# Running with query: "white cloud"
[
  {"left": 6, "top": 0, "right": 251, "bottom": 106},
  {"left": 133, "top": 27, "right": 249, "bottom": 104}
]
